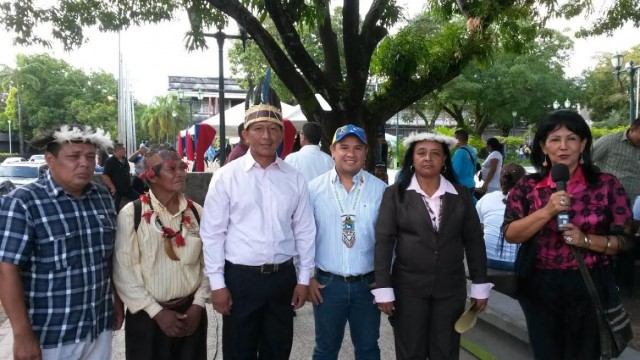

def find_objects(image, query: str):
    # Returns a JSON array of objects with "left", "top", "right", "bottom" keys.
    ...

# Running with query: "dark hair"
[
  {"left": 500, "top": 163, "right": 526, "bottom": 195},
  {"left": 454, "top": 129, "right": 469, "bottom": 142},
  {"left": 486, "top": 138, "right": 502, "bottom": 153},
  {"left": 397, "top": 139, "right": 457, "bottom": 200},
  {"left": 530, "top": 110, "right": 599, "bottom": 185},
  {"left": 113, "top": 143, "right": 125, "bottom": 151},
  {"left": 237, "top": 123, "right": 245, "bottom": 141},
  {"left": 302, "top": 122, "right": 323, "bottom": 145},
  {"left": 142, "top": 144, "right": 178, "bottom": 180},
  {"left": 632, "top": 117, "right": 640, "bottom": 130}
]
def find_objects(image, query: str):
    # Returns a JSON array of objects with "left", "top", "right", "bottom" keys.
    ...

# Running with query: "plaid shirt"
[{"left": 0, "top": 172, "right": 116, "bottom": 348}]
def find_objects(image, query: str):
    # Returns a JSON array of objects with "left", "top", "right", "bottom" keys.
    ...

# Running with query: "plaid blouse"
[
  {"left": 504, "top": 166, "right": 632, "bottom": 269},
  {"left": 0, "top": 172, "right": 116, "bottom": 348}
]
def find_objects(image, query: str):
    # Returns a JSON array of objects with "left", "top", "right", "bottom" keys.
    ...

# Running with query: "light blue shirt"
[{"left": 309, "top": 168, "right": 387, "bottom": 277}]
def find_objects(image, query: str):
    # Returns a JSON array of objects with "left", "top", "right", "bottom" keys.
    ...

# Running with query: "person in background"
[
  {"left": 129, "top": 143, "right": 149, "bottom": 194},
  {"left": 452, "top": 129, "right": 478, "bottom": 201},
  {"left": 375, "top": 133, "right": 389, "bottom": 167},
  {"left": 200, "top": 77, "right": 315, "bottom": 359},
  {"left": 476, "top": 163, "right": 526, "bottom": 270},
  {"left": 114, "top": 145, "right": 209, "bottom": 360},
  {"left": 0, "top": 125, "right": 122, "bottom": 360},
  {"left": 503, "top": 110, "right": 634, "bottom": 359},
  {"left": 285, "top": 122, "right": 334, "bottom": 182},
  {"left": 373, "top": 162, "right": 389, "bottom": 185},
  {"left": 374, "top": 132, "right": 490, "bottom": 360},
  {"left": 479, "top": 137, "right": 503, "bottom": 194},
  {"left": 103, "top": 143, "right": 139, "bottom": 211},
  {"left": 225, "top": 123, "right": 248, "bottom": 165},
  {"left": 592, "top": 117, "right": 640, "bottom": 295},
  {"left": 308, "top": 124, "right": 387, "bottom": 360}
]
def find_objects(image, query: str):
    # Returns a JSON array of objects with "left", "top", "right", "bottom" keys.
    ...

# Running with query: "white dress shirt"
[
  {"left": 309, "top": 169, "right": 387, "bottom": 277},
  {"left": 200, "top": 151, "right": 316, "bottom": 291},
  {"left": 284, "top": 145, "right": 335, "bottom": 182}
]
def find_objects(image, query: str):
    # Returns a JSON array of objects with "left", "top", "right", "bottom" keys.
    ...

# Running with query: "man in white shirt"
[
  {"left": 308, "top": 125, "right": 387, "bottom": 360},
  {"left": 200, "top": 77, "right": 316, "bottom": 360},
  {"left": 285, "top": 122, "right": 334, "bottom": 182}
]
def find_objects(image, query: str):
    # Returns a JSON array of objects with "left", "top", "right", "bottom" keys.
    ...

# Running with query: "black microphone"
[{"left": 551, "top": 163, "right": 570, "bottom": 231}]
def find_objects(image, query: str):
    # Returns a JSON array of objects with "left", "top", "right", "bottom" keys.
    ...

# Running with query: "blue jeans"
[{"left": 312, "top": 272, "right": 380, "bottom": 360}]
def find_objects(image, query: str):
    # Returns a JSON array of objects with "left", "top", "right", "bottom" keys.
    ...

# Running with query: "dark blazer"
[{"left": 374, "top": 182, "right": 487, "bottom": 298}]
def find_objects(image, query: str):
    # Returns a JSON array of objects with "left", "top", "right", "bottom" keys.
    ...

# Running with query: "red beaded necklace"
[{"left": 140, "top": 194, "right": 192, "bottom": 247}]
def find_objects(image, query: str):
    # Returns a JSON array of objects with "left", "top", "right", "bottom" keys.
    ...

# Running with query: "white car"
[
  {"left": 1, "top": 157, "right": 27, "bottom": 165},
  {"left": 29, "top": 154, "right": 46, "bottom": 163},
  {"left": 0, "top": 163, "right": 49, "bottom": 187}
]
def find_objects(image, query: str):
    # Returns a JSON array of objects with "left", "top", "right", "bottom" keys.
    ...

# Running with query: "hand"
[
  {"left": 546, "top": 190, "right": 572, "bottom": 216},
  {"left": 472, "top": 298, "right": 488, "bottom": 313},
  {"left": 308, "top": 278, "right": 325, "bottom": 305},
  {"left": 291, "top": 284, "right": 308, "bottom": 310},
  {"left": 377, "top": 301, "right": 395, "bottom": 316},
  {"left": 211, "top": 288, "right": 232, "bottom": 315},
  {"left": 560, "top": 223, "right": 586, "bottom": 248},
  {"left": 13, "top": 330, "right": 42, "bottom": 360},
  {"left": 113, "top": 294, "right": 125, "bottom": 331},
  {"left": 153, "top": 309, "right": 188, "bottom": 337},
  {"left": 180, "top": 304, "right": 203, "bottom": 337},
  {"left": 480, "top": 184, "right": 488, "bottom": 193}
]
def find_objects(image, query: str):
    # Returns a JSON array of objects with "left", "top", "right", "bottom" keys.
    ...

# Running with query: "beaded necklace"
[{"left": 140, "top": 194, "right": 191, "bottom": 248}]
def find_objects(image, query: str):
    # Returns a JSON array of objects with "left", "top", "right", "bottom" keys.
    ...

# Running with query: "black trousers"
[
  {"left": 518, "top": 268, "right": 610, "bottom": 360},
  {"left": 390, "top": 290, "right": 466, "bottom": 360},
  {"left": 124, "top": 301, "right": 207, "bottom": 360},
  {"left": 223, "top": 261, "right": 297, "bottom": 360}
]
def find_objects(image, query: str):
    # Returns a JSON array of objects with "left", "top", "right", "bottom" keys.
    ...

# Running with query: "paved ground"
[{"left": 0, "top": 302, "right": 478, "bottom": 359}]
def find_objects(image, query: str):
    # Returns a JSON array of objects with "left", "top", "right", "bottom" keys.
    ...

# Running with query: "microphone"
[{"left": 551, "top": 163, "right": 570, "bottom": 231}]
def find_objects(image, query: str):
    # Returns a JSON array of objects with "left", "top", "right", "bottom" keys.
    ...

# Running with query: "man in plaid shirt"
[{"left": 0, "top": 125, "right": 123, "bottom": 360}]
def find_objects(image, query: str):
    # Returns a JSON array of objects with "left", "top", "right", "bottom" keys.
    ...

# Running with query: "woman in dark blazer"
[{"left": 373, "top": 132, "right": 491, "bottom": 360}]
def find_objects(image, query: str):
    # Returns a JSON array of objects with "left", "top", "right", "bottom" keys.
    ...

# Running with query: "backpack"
[{"left": 132, "top": 198, "right": 200, "bottom": 232}]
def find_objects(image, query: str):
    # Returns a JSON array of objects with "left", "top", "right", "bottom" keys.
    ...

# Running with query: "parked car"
[
  {"left": 28, "top": 154, "right": 46, "bottom": 163},
  {"left": 1, "top": 157, "right": 27, "bottom": 165},
  {"left": 0, "top": 163, "right": 49, "bottom": 187}
]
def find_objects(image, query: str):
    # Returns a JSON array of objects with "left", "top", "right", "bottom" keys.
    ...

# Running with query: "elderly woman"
[
  {"left": 373, "top": 132, "right": 491, "bottom": 360},
  {"left": 503, "top": 110, "right": 634, "bottom": 359}
]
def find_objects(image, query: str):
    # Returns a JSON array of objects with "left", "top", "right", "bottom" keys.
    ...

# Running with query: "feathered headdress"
[
  {"left": 30, "top": 125, "right": 113, "bottom": 152},
  {"left": 244, "top": 68, "right": 283, "bottom": 129},
  {"left": 403, "top": 132, "right": 457, "bottom": 149}
]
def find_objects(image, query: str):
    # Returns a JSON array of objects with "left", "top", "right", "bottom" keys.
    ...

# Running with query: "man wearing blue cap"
[
  {"left": 200, "top": 76, "right": 316, "bottom": 360},
  {"left": 308, "top": 124, "right": 387, "bottom": 360}
]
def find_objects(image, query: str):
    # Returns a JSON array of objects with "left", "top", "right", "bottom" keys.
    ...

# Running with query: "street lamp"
[
  {"left": 553, "top": 100, "right": 560, "bottom": 110},
  {"left": 511, "top": 111, "right": 517, "bottom": 137},
  {"left": 564, "top": 99, "right": 571, "bottom": 109},
  {"left": 203, "top": 26, "right": 250, "bottom": 165},
  {"left": 177, "top": 89, "right": 204, "bottom": 134},
  {"left": 7, "top": 120, "right": 11, "bottom": 154},
  {"left": 611, "top": 53, "right": 640, "bottom": 124},
  {"left": 172, "top": 111, "right": 178, "bottom": 143}
]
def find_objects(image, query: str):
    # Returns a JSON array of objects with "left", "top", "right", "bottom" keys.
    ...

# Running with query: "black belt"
[
  {"left": 228, "top": 258, "right": 294, "bottom": 274},
  {"left": 316, "top": 269, "right": 374, "bottom": 283}
]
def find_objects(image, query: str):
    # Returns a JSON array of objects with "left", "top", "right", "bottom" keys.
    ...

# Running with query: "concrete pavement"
[{"left": 1, "top": 303, "right": 479, "bottom": 359}]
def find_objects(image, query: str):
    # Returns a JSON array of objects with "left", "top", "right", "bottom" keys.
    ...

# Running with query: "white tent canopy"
[{"left": 183, "top": 101, "right": 307, "bottom": 137}]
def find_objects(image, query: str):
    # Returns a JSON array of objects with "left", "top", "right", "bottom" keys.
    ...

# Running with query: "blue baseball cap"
[{"left": 332, "top": 124, "right": 367, "bottom": 145}]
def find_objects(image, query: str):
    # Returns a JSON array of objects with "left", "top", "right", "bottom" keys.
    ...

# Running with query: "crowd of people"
[{"left": 0, "top": 85, "right": 638, "bottom": 360}]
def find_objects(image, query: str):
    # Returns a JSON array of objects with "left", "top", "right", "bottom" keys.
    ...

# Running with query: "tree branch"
[{"left": 313, "top": 0, "right": 342, "bottom": 84}]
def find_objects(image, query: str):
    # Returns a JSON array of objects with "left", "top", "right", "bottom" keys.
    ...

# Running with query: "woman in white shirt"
[
  {"left": 480, "top": 137, "right": 503, "bottom": 193},
  {"left": 476, "top": 163, "right": 526, "bottom": 270}
]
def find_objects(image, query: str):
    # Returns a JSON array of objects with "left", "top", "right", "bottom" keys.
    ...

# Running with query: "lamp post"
[
  {"left": 564, "top": 99, "right": 571, "bottom": 109},
  {"left": 172, "top": 111, "right": 178, "bottom": 144},
  {"left": 553, "top": 100, "right": 560, "bottom": 110},
  {"left": 7, "top": 120, "right": 11, "bottom": 154},
  {"left": 202, "top": 27, "right": 250, "bottom": 165},
  {"left": 395, "top": 112, "right": 399, "bottom": 168},
  {"left": 511, "top": 111, "right": 517, "bottom": 137},
  {"left": 611, "top": 53, "right": 640, "bottom": 124}
]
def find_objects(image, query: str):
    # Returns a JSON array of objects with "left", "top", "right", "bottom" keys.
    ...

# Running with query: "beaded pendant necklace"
[{"left": 140, "top": 193, "right": 192, "bottom": 248}]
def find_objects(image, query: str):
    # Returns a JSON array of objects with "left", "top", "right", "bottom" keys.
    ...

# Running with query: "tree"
[
  {"left": 0, "top": 55, "right": 42, "bottom": 156},
  {"left": 2, "top": 1, "right": 637, "bottom": 164},
  {"left": 143, "top": 94, "right": 184, "bottom": 143},
  {"left": 582, "top": 45, "right": 640, "bottom": 125}
]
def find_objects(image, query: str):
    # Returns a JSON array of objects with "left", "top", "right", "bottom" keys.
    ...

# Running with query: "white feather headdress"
[
  {"left": 51, "top": 125, "right": 113, "bottom": 151},
  {"left": 403, "top": 132, "right": 458, "bottom": 149}
]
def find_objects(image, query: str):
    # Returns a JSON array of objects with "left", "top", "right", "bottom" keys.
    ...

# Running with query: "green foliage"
[{"left": 590, "top": 125, "right": 628, "bottom": 140}]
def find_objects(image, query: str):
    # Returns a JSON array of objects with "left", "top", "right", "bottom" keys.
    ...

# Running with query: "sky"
[{"left": 0, "top": 1, "right": 638, "bottom": 104}]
